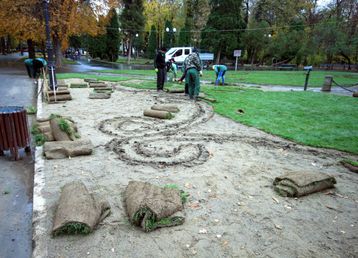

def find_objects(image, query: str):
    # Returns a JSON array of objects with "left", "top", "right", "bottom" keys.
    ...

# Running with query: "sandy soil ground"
[{"left": 32, "top": 79, "right": 358, "bottom": 258}]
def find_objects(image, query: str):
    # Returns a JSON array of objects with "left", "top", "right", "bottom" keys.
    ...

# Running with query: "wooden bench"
[{"left": 277, "top": 64, "right": 297, "bottom": 71}]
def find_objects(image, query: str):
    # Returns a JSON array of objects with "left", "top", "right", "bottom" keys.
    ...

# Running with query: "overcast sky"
[{"left": 317, "top": 0, "right": 332, "bottom": 8}]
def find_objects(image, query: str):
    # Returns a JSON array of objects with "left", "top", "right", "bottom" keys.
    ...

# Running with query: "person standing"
[
  {"left": 212, "top": 64, "right": 227, "bottom": 85},
  {"left": 154, "top": 47, "right": 167, "bottom": 91},
  {"left": 185, "top": 48, "right": 202, "bottom": 100}
]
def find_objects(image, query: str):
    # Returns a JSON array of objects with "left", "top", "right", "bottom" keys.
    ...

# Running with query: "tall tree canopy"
[
  {"left": 0, "top": 0, "right": 104, "bottom": 66},
  {"left": 106, "top": 8, "right": 120, "bottom": 62},
  {"left": 120, "top": 0, "right": 145, "bottom": 63},
  {"left": 146, "top": 25, "right": 157, "bottom": 59},
  {"left": 201, "top": 0, "right": 245, "bottom": 63}
]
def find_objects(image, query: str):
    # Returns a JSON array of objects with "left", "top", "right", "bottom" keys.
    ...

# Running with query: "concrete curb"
[{"left": 32, "top": 79, "right": 48, "bottom": 258}]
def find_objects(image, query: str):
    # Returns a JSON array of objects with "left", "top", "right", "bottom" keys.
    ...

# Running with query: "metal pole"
[
  {"left": 304, "top": 70, "right": 311, "bottom": 91},
  {"left": 235, "top": 57, "right": 238, "bottom": 71},
  {"left": 43, "top": 0, "right": 57, "bottom": 92}
]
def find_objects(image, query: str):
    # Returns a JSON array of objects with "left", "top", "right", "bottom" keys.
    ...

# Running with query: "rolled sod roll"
[
  {"left": 151, "top": 104, "right": 179, "bottom": 113},
  {"left": 48, "top": 94, "right": 72, "bottom": 102},
  {"left": 199, "top": 96, "right": 217, "bottom": 102},
  {"left": 89, "top": 83, "right": 107, "bottom": 88},
  {"left": 70, "top": 83, "right": 88, "bottom": 88},
  {"left": 38, "top": 124, "right": 52, "bottom": 133},
  {"left": 89, "top": 93, "right": 111, "bottom": 99},
  {"left": 37, "top": 117, "right": 51, "bottom": 123},
  {"left": 84, "top": 78, "right": 98, "bottom": 83},
  {"left": 353, "top": 92, "right": 358, "bottom": 98},
  {"left": 47, "top": 90, "right": 71, "bottom": 96},
  {"left": 143, "top": 109, "right": 173, "bottom": 119},
  {"left": 166, "top": 88, "right": 185, "bottom": 93}
]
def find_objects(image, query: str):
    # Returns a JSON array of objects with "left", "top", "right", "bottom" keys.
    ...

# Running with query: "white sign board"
[{"left": 234, "top": 50, "right": 242, "bottom": 57}]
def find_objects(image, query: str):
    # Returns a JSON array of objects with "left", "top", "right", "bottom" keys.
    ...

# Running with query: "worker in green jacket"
[
  {"left": 212, "top": 64, "right": 227, "bottom": 85},
  {"left": 184, "top": 48, "right": 202, "bottom": 100}
]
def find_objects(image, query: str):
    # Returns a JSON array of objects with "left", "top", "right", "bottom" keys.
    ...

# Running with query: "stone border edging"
[{"left": 32, "top": 79, "right": 48, "bottom": 258}]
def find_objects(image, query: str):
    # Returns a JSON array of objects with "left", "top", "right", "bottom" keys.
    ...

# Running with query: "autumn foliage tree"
[
  {"left": 106, "top": 8, "right": 120, "bottom": 62},
  {"left": 0, "top": 0, "right": 105, "bottom": 66}
]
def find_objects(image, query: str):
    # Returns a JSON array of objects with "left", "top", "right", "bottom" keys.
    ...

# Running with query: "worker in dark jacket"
[{"left": 154, "top": 47, "right": 167, "bottom": 91}]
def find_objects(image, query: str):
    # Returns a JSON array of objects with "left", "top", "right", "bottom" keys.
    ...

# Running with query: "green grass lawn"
[
  {"left": 202, "top": 86, "right": 358, "bottom": 154},
  {"left": 116, "top": 56, "right": 153, "bottom": 65},
  {"left": 95, "top": 69, "right": 358, "bottom": 87},
  {"left": 205, "top": 70, "right": 358, "bottom": 87},
  {"left": 95, "top": 69, "right": 156, "bottom": 77}
]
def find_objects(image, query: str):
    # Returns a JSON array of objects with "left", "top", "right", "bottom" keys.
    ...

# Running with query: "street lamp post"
[
  {"left": 43, "top": 0, "right": 57, "bottom": 91},
  {"left": 165, "top": 27, "right": 176, "bottom": 48}
]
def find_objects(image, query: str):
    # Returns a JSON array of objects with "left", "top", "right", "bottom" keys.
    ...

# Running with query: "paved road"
[{"left": 0, "top": 53, "right": 35, "bottom": 258}]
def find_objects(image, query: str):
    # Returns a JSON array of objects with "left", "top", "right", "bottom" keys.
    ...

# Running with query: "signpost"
[
  {"left": 234, "top": 50, "right": 241, "bottom": 71},
  {"left": 303, "top": 66, "right": 312, "bottom": 91}
]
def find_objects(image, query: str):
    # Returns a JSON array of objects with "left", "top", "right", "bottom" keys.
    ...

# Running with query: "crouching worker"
[
  {"left": 24, "top": 58, "right": 47, "bottom": 80},
  {"left": 212, "top": 64, "right": 227, "bottom": 86},
  {"left": 166, "top": 58, "right": 177, "bottom": 82}
]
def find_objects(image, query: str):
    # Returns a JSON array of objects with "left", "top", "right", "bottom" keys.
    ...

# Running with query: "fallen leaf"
[
  {"left": 275, "top": 224, "right": 283, "bottom": 230},
  {"left": 222, "top": 240, "right": 229, "bottom": 247},
  {"left": 189, "top": 202, "right": 200, "bottom": 209},
  {"left": 185, "top": 183, "right": 192, "bottom": 189},
  {"left": 272, "top": 197, "right": 280, "bottom": 204},
  {"left": 199, "top": 229, "right": 208, "bottom": 234}
]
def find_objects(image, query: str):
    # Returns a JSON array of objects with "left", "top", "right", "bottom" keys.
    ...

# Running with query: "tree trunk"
[
  {"left": 251, "top": 49, "right": 256, "bottom": 66},
  {"left": 215, "top": 48, "right": 221, "bottom": 64},
  {"left": 6, "top": 35, "right": 11, "bottom": 53},
  {"left": 0, "top": 37, "right": 5, "bottom": 55},
  {"left": 127, "top": 36, "right": 132, "bottom": 64},
  {"left": 27, "top": 39, "right": 35, "bottom": 58},
  {"left": 53, "top": 35, "right": 63, "bottom": 67},
  {"left": 340, "top": 52, "right": 351, "bottom": 70}
]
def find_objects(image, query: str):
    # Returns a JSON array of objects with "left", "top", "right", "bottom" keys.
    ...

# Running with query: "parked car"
[{"left": 165, "top": 47, "right": 214, "bottom": 68}]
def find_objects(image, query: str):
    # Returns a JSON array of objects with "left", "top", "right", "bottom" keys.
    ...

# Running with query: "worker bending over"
[{"left": 212, "top": 64, "right": 227, "bottom": 86}]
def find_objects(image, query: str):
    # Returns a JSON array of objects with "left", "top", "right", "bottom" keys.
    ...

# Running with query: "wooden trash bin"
[{"left": 0, "top": 106, "right": 31, "bottom": 160}]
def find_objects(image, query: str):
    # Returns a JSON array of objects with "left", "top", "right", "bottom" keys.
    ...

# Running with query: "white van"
[
  {"left": 165, "top": 47, "right": 192, "bottom": 63},
  {"left": 165, "top": 47, "right": 214, "bottom": 65}
]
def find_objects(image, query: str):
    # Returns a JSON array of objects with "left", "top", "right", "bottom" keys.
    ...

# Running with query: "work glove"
[
  {"left": 155, "top": 68, "right": 158, "bottom": 73},
  {"left": 199, "top": 71, "right": 203, "bottom": 77}
]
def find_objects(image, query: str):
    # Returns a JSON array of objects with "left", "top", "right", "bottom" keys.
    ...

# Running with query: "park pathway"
[{"left": 0, "top": 52, "right": 35, "bottom": 258}]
